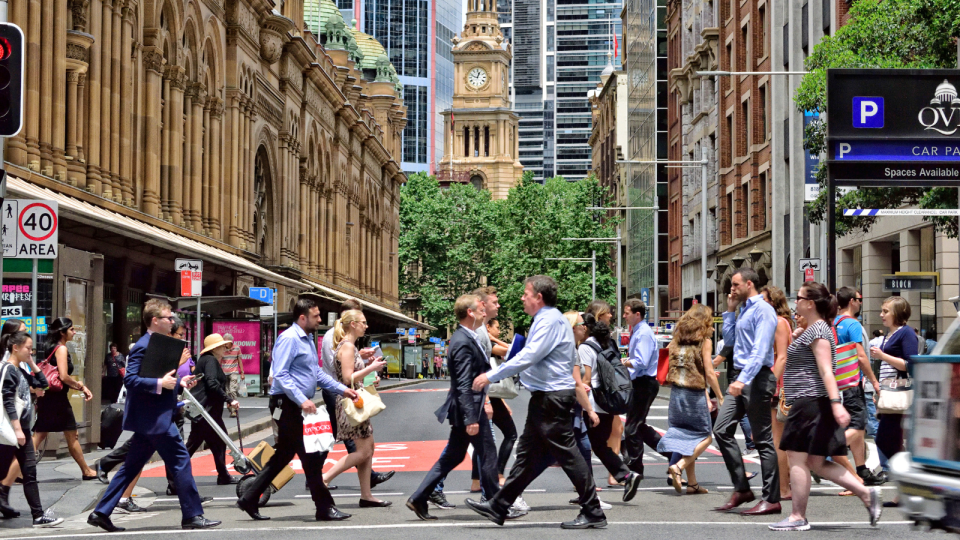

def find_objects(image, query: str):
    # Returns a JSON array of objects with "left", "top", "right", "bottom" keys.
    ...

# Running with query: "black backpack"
[{"left": 584, "top": 340, "right": 633, "bottom": 415}]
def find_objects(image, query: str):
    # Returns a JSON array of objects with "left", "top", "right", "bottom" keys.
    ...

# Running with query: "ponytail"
[
  {"left": 332, "top": 309, "right": 364, "bottom": 348},
  {"left": 801, "top": 282, "right": 839, "bottom": 321}
]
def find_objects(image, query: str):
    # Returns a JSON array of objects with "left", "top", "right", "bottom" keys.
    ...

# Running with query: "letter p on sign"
[{"left": 853, "top": 97, "right": 884, "bottom": 128}]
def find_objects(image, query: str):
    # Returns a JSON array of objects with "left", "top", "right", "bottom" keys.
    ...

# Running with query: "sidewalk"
[{"left": 0, "top": 378, "right": 429, "bottom": 529}]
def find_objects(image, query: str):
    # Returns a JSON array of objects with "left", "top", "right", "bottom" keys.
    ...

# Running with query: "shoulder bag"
[
  {"left": 0, "top": 363, "right": 26, "bottom": 447},
  {"left": 487, "top": 357, "right": 518, "bottom": 399},
  {"left": 876, "top": 371, "right": 913, "bottom": 414},
  {"left": 341, "top": 385, "right": 386, "bottom": 426},
  {"left": 832, "top": 317, "right": 861, "bottom": 391},
  {"left": 37, "top": 346, "right": 63, "bottom": 392}
]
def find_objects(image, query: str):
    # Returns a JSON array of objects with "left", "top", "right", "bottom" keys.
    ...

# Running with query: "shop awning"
[
  {"left": 302, "top": 280, "right": 435, "bottom": 331},
  {"left": 7, "top": 176, "right": 307, "bottom": 290},
  {"left": 147, "top": 294, "right": 271, "bottom": 316}
]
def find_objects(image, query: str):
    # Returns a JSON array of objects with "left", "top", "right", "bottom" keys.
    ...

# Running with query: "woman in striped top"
[{"left": 770, "top": 283, "right": 881, "bottom": 532}]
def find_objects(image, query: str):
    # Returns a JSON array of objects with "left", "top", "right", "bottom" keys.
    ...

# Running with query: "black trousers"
[
  {"left": 166, "top": 413, "right": 231, "bottom": 488},
  {"left": 240, "top": 394, "right": 334, "bottom": 512},
  {"left": 713, "top": 366, "right": 779, "bottom": 503},
  {"left": 0, "top": 428, "right": 42, "bottom": 519},
  {"left": 586, "top": 412, "right": 631, "bottom": 483},
  {"left": 102, "top": 377, "right": 123, "bottom": 404},
  {"left": 489, "top": 390, "right": 603, "bottom": 519},
  {"left": 471, "top": 397, "right": 518, "bottom": 477},
  {"left": 876, "top": 413, "right": 904, "bottom": 461},
  {"left": 622, "top": 375, "right": 662, "bottom": 474},
  {"left": 411, "top": 411, "right": 499, "bottom": 503}
]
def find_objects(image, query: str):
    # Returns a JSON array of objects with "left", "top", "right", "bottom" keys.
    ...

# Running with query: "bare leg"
[
  {"left": 771, "top": 414, "right": 792, "bottom": 499},
  {"left": 323, "top": 436, "right": 374, "bottom": 486},
  {"left": 846, "top": 429, "right": 866, "bottom": 467},
  {"left": 63, "top": 430, "right": 96, "bottom": 477},
  {"left": 354, "top": 437, "right": 379, "bottom": 502},
  {"left": 808, "top": 455, "right": 871, "bottom": 505},
  {"left": 786, "top": 450, "right": 813, "bottom": 521},
  {"left": 122, "top": 472, "right": 141, "bottom": 499},
  {"left": 607, "top": 416, "right": 623, "bottom": 485},
  {"left": 3, "top": 460, "right": 20, "bottom": 487}
]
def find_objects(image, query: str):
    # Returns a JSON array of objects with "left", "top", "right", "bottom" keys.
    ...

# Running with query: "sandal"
[
  {"left": 838, "top": 490, "right": 855, "bottom": 496},
  {"left": 668, "top": 465, "right": 683, "bottom": 494},
  {"left": 686, "top": 483, "right": 708, "bottom": 495}
]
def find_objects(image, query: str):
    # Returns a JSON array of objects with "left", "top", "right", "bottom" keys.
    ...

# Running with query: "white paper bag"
[{"left": 302, "top": 408, "right": 335, "bottom": 454}]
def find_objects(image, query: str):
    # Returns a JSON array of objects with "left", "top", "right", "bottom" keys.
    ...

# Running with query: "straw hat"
[{"left": 199, "top": 333, "right": 234, "bottom": 356}]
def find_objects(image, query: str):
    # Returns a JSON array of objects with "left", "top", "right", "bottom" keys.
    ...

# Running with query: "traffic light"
[{"left": 0, "top": 23, "right": 24, "bottom": 137}]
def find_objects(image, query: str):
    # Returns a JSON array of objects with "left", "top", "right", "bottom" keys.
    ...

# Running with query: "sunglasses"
[{"left": 797, "top": 295, "right": 811, "bottom": 301}]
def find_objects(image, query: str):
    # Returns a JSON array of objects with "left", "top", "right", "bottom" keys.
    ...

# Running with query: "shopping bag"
[
  {"left": 302, "top": 408, "right": 335, "bottom": 454},
  {"left": 238, "top": 379, "right": 249, "bottom": 398},
  {"left": 341, "top": 386, "right": 386, "bottom": 426}
]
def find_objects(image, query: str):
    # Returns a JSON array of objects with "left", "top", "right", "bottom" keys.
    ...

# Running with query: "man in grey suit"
[{"left": 406, "top": 294, "right": 499, "bottom": 520}]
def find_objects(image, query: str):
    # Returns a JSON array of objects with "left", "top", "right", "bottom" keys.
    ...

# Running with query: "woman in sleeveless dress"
[
  {"left": 761, "top": 285, "right": 795, "bottom": 501},
  {"left": 322, "top": 309, "right": 388, "bottom": 507},
  {"left": 658, "top": 304, "right": 723, "bottom": 495}
]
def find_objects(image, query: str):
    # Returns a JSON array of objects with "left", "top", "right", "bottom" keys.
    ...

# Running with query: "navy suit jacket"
[
  {"left": 434, "top": 326, "right": 488, "bottom": 427},
  {"left": 122, "top": 333, "right": 180, "bottom": 435}
]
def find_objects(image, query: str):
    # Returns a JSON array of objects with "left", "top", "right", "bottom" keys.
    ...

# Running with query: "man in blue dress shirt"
[
  {"left": 467, "top": 275, "right": 606, "bottom": 529},
  {"left": 713, "top": 268, "right": 781, "bottom": 515},
  {"left": 236, "top": 297, "right": 358, "bottom": 522},
  {"left": 620, "top": 298, "right": 662, "bottom": 476}
]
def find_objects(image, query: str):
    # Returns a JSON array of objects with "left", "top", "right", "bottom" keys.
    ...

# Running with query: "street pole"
[
  {"left": 196, "top": 297, "right": 201, "bottom": 357},
  {"left": 616, "top": 225, "right": 622, "bottom": 330},
  {"left": 701, "top": 153, "right": 708, "bottom": 308},
  {"left": 29, "top": 258, "right": 36, "bottom": 346},
  {"left": 652, "top": 206, "right": 658, "bottom": 328},
  {"left": 591, "top": 250, "right": 596, "bottom": 300},
  {"left": 272, "top": 288, "right": 277, "bottom": 344}
]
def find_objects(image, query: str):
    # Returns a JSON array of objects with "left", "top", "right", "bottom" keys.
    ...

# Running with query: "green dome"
[
  {"left": 304, "top": 0, "right": 344, "bottom": 38},
  {"left": 351, "top": 21, "right": 387, "bottom": 70}
]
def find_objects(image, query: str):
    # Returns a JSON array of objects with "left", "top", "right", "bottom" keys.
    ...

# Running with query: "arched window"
[
  {"left": 254, "top": 148, "right": 272, "bottom": 260},
  {"left": 470, "top": 175, "right": 483, "bottom": 190}
]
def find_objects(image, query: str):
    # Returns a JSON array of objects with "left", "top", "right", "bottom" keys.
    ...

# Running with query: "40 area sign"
[{"left": 0, "top": 200, "right": 58, "bottom": 258}]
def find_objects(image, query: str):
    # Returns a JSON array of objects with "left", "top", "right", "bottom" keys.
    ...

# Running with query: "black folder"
[{"left": 140, "top": 332, "right": 188, "bottom": 379}]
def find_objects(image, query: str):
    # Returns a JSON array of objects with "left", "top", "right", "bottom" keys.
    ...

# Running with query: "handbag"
[
  {"left": 776, "top": 389, "right": 790, "bottom": 423},
  {"left": 832, "top": 317, "right": 861, "bottom": 391},
  {"left": 341, "top": 385, "right": 386, "bottom": 426},
  {"left": 0, "top": 363, "right": 26, "bottom": 447},
  {"left": 876, "top": 373, "right": 914, "bottom": 414},
  {"left": 656, "top": 348, "right": 670, "bottom": 385},
  {"left": 37, "top": 345, "right": 63, "bottom": 392},
  {"left": 302, "top": 408, "right": 336, "bottom": 453},
  {"left": 487, "top": 357, "right": 518, "bottom": 399}
]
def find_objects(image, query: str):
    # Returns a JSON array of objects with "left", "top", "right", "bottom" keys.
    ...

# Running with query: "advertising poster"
[
  {"left": 382, "top": 342, "right": 401, "bottom": 374},
  {"left": 212, "top": 320, "right": 261, "bottom": 393},
  {"left": 912, "top": 362, "right": 952, "bottom": 465}
]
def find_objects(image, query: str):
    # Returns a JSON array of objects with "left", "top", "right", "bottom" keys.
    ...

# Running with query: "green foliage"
[
  {"left": 794, "top": 0, "right": 960, "bottom": 238},
  {"left": 399, "top": 172, "right": 620, "bottom": 334}
]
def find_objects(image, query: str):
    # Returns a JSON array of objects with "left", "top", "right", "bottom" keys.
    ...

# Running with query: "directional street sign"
[
  {"left": 799, "top": 258, "right": 821, "bottom": 272},
  {"left": 176, "top": 258, "right": 203, "bottom": 297},
  {"left": 2, "top": 199, "right": 58, "bottom": 258},
  {"left": 250, "top": 287, "right": 274, "bottom": 316}
]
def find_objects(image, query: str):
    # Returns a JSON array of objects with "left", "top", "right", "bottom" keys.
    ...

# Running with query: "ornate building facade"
[
  {"left": 436, "top": 0, "right": 522, "bottom": 200},
  {"left": 3, "top": 0, "right": 425, "bottom": 449}
]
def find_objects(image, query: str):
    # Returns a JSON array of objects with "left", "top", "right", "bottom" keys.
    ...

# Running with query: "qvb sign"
[
  {"left": 883, "top": 274, "right": 938, "bottom": 293},
  {"left": 1, "top": 199, "right": 58, "bottom": 258},
  {"left": 827, "top": 69, "right": 960, "bottom": 186}
]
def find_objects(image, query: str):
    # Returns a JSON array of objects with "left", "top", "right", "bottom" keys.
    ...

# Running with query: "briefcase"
[{"left": 247, "top": 441, "right": 295, "bottom": 491}]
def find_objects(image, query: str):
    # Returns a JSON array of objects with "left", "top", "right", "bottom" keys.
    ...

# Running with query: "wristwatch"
[{"left": 829, "top": 398, "right": 841, "bottom": 404}]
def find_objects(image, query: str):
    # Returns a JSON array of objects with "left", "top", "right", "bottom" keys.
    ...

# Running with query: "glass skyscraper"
[
  {"left": 502, "top": 0, "right": 621, "bottom": 182},
  {"left": 353, "top": 0, "right": 461, "bottom": 174}
]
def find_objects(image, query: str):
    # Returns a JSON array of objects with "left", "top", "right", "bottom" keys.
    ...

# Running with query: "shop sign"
[{"left": 883, "top": 273, "right": 938, "bottom": 293}]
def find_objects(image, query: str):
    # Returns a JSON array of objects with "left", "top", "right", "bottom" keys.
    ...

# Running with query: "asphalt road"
[{"left": 0, "top": 380, "right": 937, "bottom": 539}]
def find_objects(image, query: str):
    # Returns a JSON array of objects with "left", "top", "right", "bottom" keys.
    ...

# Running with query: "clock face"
[{"left": 467, "top": 67, "right": 488, "bottom": 89}]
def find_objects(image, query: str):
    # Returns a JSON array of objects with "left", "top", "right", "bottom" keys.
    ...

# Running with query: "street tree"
[{"left": 795, "top": 0, "right": 960, "bottom": 238}]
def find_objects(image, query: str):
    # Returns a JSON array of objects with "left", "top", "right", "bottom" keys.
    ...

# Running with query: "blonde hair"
[
  {"left": 333, "top": 309, "right": 364, "bottom": 348},
  {"left": 563, "top": 311, "right": 580, "bottom": 328},
  {"left": 669, "top": 304, "right": 713, "bottom": 351},
  {"left": 454, "top": 294, "right": 481, "bottom": 321}
]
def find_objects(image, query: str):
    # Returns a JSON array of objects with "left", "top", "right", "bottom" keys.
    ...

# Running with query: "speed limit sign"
[{"left": 1, "top": 200, "right": 58, "bottom": 258}]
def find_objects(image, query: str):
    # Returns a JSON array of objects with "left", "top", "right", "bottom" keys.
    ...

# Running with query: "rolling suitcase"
[{"left": 99, "top": 403, "right": 124, "bottom": 449}]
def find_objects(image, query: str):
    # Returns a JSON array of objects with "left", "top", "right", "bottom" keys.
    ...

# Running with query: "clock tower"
[{"left": 437, "top": 0, "right": 523, "bottom": 200}]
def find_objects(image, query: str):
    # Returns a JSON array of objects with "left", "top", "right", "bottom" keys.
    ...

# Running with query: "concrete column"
[
  {"left": 228, "top": 99, "right": 241, "bottom": 247},
  {"left": 141, "top": 49, "right": 164, "bottom": 217},
  {"left": 241, "top": 102, "right": 251, "bottom": 248},
  {"left": 325, "top": 190, "right": 333, "bottom": 281},
  {"left": 52, "top": 0, "right": 68, "bottom": 179},
  {"left": 201, "top": 101, "right": 211, "bottom": 232},
  {"left": 65, "top": 71, "right": 81, "bottom": 172},
  {"left": 38, "top": 0, "right": 53, "bottom": 173},
  {"left": 109, "top": 1, "right": 122, "bottom": 200},
  {"left": 189, "top": 88, "right": 204, "bottom": 232},
  {"left": 935, "top": 230, "right": 959, "bottom": 331},
  {"left": 6, "top": 0, "right": 28, "bottom": 165},
  {"left": 168, "top": 68, "right": 185, "bottom": 226},
  {"left": 209, "top": 100, "right": 223, "bottom": 238},
  {"left": 160, "top": 75, "right": 171, "bottom": 219},
  {"left": 119, "top": 5, "right": 134, "bottom": 205},
  {"left": 900, "top": 229, "right": 922, "bottom": 329},
  {"left": 97, "top": 0, "right": 113, "bottom": 196},
  {"left": 861, "top": 240, "right": 891, "bottom": 336},
  {"left": 76, "top": 73, "right": 85, "bottom": 164},
  {"left": 299, "top": 173, "right": 309, "bottom": 270},
  {"left": 837, "top": 248, "right": 855, "bottom": 289},
  {"left": 24, "top": 0, "right": 41, "bottom": 171},
  {"left": 182, "top": 89, "right": 194, "bottom": 228}
]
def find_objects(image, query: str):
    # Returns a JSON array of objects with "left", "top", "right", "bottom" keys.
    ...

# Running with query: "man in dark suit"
[
  {"left": 406, "top": 294, "right": 500, "bottom": 520},
  {"left": 88, "top": 299, "right": 220, "bottom": 532}
]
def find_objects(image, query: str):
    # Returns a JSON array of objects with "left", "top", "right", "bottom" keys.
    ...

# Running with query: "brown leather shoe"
[
  {"left": 713, "top": 490, "right": 756, "bottom": 511},
  {"left": 739, "top": 501, "right": 782, "bottom": 516}
]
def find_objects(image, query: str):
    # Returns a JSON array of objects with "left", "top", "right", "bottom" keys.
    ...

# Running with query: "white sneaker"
[
  {"left": 598, "top": 499, "right": 612, "bottom": 510},
  {"left": 511, "top": 496, "right": 530, "bottom": 512}
]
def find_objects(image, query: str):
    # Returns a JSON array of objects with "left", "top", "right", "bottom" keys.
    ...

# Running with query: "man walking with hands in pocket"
[
  {"left": 236, "top": 297, "right": 357, "bottom": 522},
  {"left": 713, "top": 268, "right": 781, "bottom": 516}
]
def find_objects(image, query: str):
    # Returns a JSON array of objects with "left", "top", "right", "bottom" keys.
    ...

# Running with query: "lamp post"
[
  {"left": 563, "top": 234, "right": 620, "bottom": 327},
  {"left": 545, "top": 252, "right": 597, "bottom": 299},
  {"left": 617, "top": 156, "right": 710, "bottom": 319}
]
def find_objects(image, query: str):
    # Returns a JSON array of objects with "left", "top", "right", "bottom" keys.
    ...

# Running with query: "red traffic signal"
[{"left": 0, "top": 23, "right": 24, "bottom": 137}]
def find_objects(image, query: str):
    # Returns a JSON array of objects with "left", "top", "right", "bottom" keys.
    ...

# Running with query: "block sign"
[
  {"left": 1, "top": 200, "right": 58, "bottom": 258},
  {"left": 176, "top": 259, "right": 203, "bottom": 297}
]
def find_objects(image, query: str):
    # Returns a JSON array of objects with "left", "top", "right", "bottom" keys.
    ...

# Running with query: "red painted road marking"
[{"left": 140, "top": 440, "right": 473, "bottom": 478}]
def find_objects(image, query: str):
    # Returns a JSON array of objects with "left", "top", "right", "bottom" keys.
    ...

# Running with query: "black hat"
[{"left": 48, "top": 317, "right": 73, "bottom": 334}]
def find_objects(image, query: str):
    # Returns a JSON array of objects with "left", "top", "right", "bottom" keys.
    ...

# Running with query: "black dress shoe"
[
  {"left": 182, "top": 515, "right": 222, "bottom": 529},
  {"left": 87, "top": 512, "right": 125, "bottom": 532},
  {"left": 465, "top": 498, "right": 505, "bottom": 526},
  {"left": 166, "top": 486, "right": 177, "bottom": 496},
  {"left": 96, "top": 462, "right": 110, "bottom": 484},
  {"left": 561, "top": 513, "right": 607, "bottom": 529},
  {"left": 217, "top": 476, "right": 239, "bottom": 485},
  {"left": 406, "top": 498, "right": 437, "bottom": 521},
  {"left": 359, "top": 499, "right": 392, "bottom": 508},
  {"left": 317, "top": 507, "right": 351, "bottom": 521},
  {"left": 370, "top": 470, "right": 396, "bottom": 488},
  {"left": 237, "top": 498, "right": 270, "bottom": 521}
]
